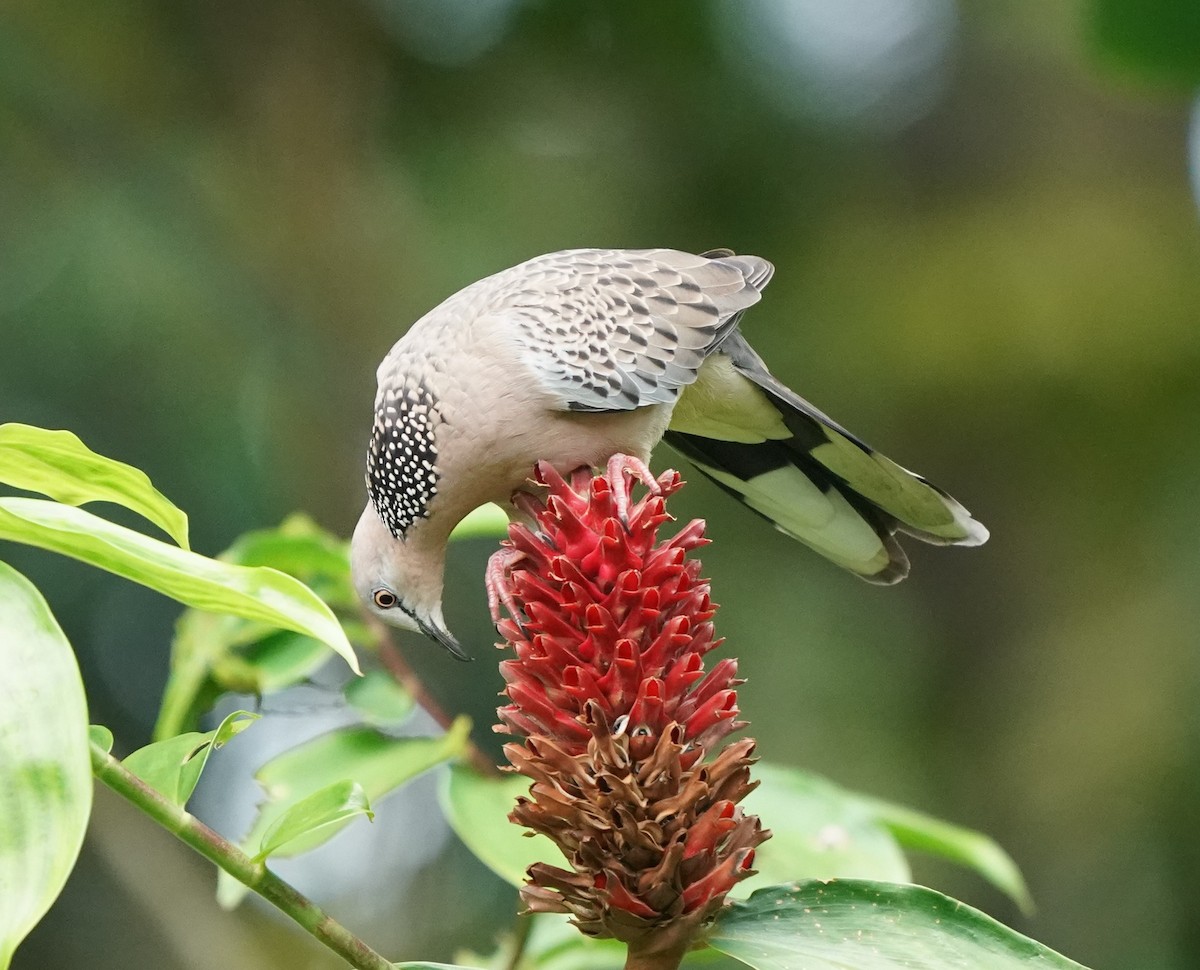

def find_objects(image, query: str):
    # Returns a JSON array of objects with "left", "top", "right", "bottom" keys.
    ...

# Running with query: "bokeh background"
[{"left": 4, "top": 1, "right": 1199, "bottom": 967}]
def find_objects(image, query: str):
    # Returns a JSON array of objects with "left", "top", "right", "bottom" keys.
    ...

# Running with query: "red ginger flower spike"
[{"left": 492, "top": 458, "right": 770, "bottom": 967}]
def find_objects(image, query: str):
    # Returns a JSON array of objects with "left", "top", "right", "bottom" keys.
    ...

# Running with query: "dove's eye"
[{"left": 372, "top": 588, "right": 399, "bottom": 609}]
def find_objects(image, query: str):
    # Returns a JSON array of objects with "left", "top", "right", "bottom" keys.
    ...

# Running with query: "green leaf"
[
  {"left": 0, "top": 423, "right": 189, "bottom": 548},
  {"left": 706, "top": 881, "right": 1090, "bottom": 970},
  {"left": 218, "top": 718, "right": 471, "bottom": 907},
  {"left": 218, "top": 513, "right": 356, "bottom": 610},
  {"left": 252, "top": 719, "right": 470, "bottom": 854},
  {"left": 746, "top": 763, "right": 1031, "bottom": 912},
  {"left": 0, "top": 497, "right": 360, "bottom": 675},
  {"left": 155, "top": 514, "right": 362, "bottom": 740},
  {"left": 448, "top": 503, "right": 510, "bottom": 542},
  {"left": 441, "top": 763, "right": 568, "bottom": 888},
  {"left": 345, "top": 670, "right": 415, "bottom": 728},
  {"left": 255, "top": 780, "right": 373, "bottom": 860},
  {"left": 155, "top": 612, "right": 268, "bottom": 742},
  {"left": 741, "top": 764, "right": 910, "bottom": 893},
  {"left": 1087, "top": 0, "right": 1200, "bottom": 87},
  {"left": 0, "top": 562, "right": 92, "bottom": 970},
  {"left": 211, "top": 630, "right": 335, "bottom": 695},
  {"left": 88, "top": 724, "right": 114, "bottom": 754},
  {"left": 122, "top": 710, "right": 257, "bottom": 806},
  {"left": 861, "top": 795, "right": 1033, "bottom": 915}
]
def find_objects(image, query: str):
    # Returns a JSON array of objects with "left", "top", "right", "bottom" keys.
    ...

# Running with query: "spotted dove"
[{"left": 350, "top": 248, "right": 988, "bottom": 658}]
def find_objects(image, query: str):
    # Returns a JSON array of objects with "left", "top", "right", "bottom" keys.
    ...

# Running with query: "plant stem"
[
  {"left": 89, "top": 740, "right": 393, "bottom": 970},
  {"left": 623, "top": 942, "right": 688, "bottom": 970},
  {"left": 622, "top": 939, "right": 688, "bottom": 970}
]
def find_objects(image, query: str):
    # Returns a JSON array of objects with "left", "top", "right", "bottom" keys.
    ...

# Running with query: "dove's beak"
[{"left": 419, "top": 617, "right": 472, "bottom": 661}]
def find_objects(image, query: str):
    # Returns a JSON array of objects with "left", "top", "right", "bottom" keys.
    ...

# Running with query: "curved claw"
[
  {"left": 486, "top": 546, "right": 526, "bottom": 625},
  {"left": 605, "top": 453, "right": 661, "bottom": 522}
]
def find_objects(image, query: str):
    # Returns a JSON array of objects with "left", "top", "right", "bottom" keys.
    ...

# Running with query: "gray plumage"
[{"left": 351, "top": 247, "right": 988, "bottom": 658}]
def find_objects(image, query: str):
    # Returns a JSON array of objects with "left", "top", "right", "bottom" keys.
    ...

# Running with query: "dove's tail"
[{"left": 665, "top": 332, "right": 988, "bottom": 584}]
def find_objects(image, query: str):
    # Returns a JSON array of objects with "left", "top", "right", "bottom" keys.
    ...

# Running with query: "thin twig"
[
  {"left": 89, "top": 740, "right": 393, "bottom": 970},
  {"left": 365, "top": 611, "right": 501, "bottom": 777}
]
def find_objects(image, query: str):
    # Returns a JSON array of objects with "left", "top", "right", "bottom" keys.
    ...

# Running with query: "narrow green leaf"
[
  {"left": 0, "top": 423, "right": 189, "bottom": 548},
  {"left": 255, "top": 780, "right": 373, "bottom": 860},
  {"left": 859, "top": 795, "right": 1033, "bottom": 915},
  {"left": 741, "top": 764, "right": 909, "bottom": 893},
  {"left": 707, "top": 881, "right": 1089, "bottom": 970},
  {"left": 345, "top": 670, "right": 415, "bottom": 728},
  {"left": 122, "top": 710, "right": 258, "bottom": 807},
  {"left": 155, "top": 613, "right": 263, "bottom": 742},
  {"left": 448, "top": 503, "right": 510, "bottom": 542},
  {"left": 218, "top": 718, "right": 471, "bottom": 908},
  {"left": 441, "top": 763, "right": 568, "bottom": 888},
  {"left": 88, "top": 725, "right": 114, "bottom": 754},
  {"left": 0, "top": 497, "right": 360, "bottom": 675},
  {"left": 0, "top": 562, "right": 92, "bottom": 970}
]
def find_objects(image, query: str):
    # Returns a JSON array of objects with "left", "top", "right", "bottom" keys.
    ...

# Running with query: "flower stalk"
[{"left": 492, "top": 460, "right": 769, "bottom": 967}]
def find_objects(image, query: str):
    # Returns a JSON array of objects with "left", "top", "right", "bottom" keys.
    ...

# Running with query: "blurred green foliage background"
[{"left": 3, "top": 0, "right": 1199, "bottom": 967}]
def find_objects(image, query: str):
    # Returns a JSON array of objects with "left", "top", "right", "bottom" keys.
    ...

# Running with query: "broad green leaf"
[
  {"left": 441, "top": 763, "right": 568, "bottom": 888},
  {"left": 345, "top": 670, "right": 415, "bottom": 727},
  {"left": 449, "top": 503, "right": 510, "bottom": 541},
  {"left": 707, "top": 881, "right": 1089, "bottom": 970},
  {"left": 860, "top": 795, "right": 1033, "bottom": 915},
  {"left": 741, "top": 764, "right": 909, "bottom": 893},
  {"left": 0, "top": 497, "right": 360, "bottom": 675},
  {"left": 122, "top": 710, "right": 257, "bottom": 806},
  {"left": 88, "top": 724, "right": 114, "bottom": 754},
  {"left": 255, "top": 780, "right": 373, "bottom": 860},
  {"left": 218, "top": 718, "right": 470, "bottom": 907},
  {"left": 0, "top": 423, "right": 189, "bottom": 548},
  {"left": 156, "top": 515, "right": 362, "bottom": 739},
  {"left": 748, "top": 763, "right": 1030, "bottom": 911},
  {"left": 0, "top": 562, "right": 92, "bottom": 970}
]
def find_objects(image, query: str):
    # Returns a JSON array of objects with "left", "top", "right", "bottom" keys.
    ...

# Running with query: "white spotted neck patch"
[{"left": 366, "top": 380, "right": 442, "bottom": 538}]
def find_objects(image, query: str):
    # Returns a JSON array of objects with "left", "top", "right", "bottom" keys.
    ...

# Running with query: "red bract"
[{"left": 492, "top": 459, "right": 769, "bottom": 956}]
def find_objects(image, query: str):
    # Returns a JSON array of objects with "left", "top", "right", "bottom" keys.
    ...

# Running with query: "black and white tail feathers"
[{"left": 666, "top": 332, "right": 988, "bottom": 584}]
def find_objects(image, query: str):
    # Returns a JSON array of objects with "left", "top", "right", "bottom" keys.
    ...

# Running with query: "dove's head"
[{"left": 350, "top": 504, "right": 470, "bottom": 661}]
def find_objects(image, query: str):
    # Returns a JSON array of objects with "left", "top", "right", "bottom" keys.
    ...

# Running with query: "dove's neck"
[
  {"left": 393, "top": 516, "right": 454, "bottom": 622},
  {"left": 351, "top": 505, "right": 449, "bottom": 626}
]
